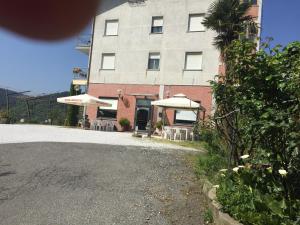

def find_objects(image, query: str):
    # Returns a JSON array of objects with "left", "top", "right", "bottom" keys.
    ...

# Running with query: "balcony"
[
  {"left": 72, "top": 68, "right": 88, "bottom": 86},
  {"left": 75, "top": 35, "right": 91, "bottom": 55}
]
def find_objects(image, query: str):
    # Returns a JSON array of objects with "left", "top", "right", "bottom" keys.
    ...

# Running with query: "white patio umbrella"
[
  {"left": 151, "top": 93, "right": 200, "bottom": 110},
  {"left": 57, "top": 94, "right": 111, "bottom": 107},
  {"left": 57, "top": 94, "right": 112, "bottom": 128},
  {"left": 151, "top": 93, "right": 201, "bottom": 130}
]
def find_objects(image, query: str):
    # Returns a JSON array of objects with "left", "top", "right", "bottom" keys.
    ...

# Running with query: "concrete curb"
[{"left": 200, "top": 179, "right": 243, "bottom": 225}]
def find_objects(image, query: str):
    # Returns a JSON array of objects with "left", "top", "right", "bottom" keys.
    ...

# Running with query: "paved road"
[{"left": 0, "top": 142, "right": 206, "bottom": 225}]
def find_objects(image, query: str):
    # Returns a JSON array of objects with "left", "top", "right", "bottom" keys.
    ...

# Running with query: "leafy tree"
[
  {"left": 64, "top": 84, "right": 81, "bottom": 127},
  {"left": 202, "top": 0, "right": 257, "bottom": 165}
]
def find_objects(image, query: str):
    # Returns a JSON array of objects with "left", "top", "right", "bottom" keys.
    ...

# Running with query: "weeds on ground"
[{"left": 203, "top": 209, "right": 214, "bottom": 224}]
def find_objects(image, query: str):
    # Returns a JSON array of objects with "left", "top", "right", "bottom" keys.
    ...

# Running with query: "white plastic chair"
[
  {"left": 106, "top": 121, "right": 114, "bottom": 131},
  {"left": 173, "top": 127, "right": 182, "bottom": 141},
  {"left": 163, "top": 127, "right": 172, "bottom": 140}
]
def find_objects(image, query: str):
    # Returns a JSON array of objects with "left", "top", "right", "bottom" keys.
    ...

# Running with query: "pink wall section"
[{"left": 87, "top": 83, "right": 212, "bottom": 130}]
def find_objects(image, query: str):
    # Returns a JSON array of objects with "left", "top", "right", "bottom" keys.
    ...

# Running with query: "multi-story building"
[{"left": 76, "top": 0, "right": 263, "bottom": 131}]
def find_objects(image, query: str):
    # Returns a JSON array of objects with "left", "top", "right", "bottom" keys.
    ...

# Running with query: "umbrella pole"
[{"left": 163, "top": 108, "right": 165, "bottom": 128}]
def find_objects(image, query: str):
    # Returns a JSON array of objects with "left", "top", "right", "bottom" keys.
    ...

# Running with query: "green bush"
[
  {"left": 197, "top": 153, "right": 227, "bottom": 183},
  {"left": 203, "top": 209, "right": 214, "bottom": 224},
  {"left": 155, "top": 120, "right": 163, "bottom": 130},
  {"left": 217, "top": 169, "right": 300, "bottom": 225},
  {"left": 119, "top": 118, "right": 130, "bottom": 130},
  {"left": 195, "top": 125, "right": 228, "bottom": 183},
  {"left": 208, "top": 40, "right": 300, "bottom": 224}
]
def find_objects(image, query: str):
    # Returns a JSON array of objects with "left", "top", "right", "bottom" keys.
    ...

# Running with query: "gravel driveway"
[{"left": 0, "top": 125, "right": 206, "bottom": 225}]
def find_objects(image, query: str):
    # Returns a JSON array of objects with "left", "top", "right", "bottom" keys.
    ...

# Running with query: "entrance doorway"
[
  {"left": 135, "top": 99, "right": 152, "bottom": 131},
  {"left": 136, "top": 108, "right": 149, "bottom": 130}
]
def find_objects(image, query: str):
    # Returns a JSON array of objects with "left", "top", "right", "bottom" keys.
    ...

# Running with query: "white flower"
[
  {"left": 220, "top": 174, "right": 226, "bottom": 177},
  {"left": 279, "top": 169, "right": 287, "bottom": 176},
  {"left": 240, "top": 154, "right": 250, "bottom": 159},
  {"left": 233, "top": 167, "right": 239, "bottom": 172},
  {"left": 219, "top": 169, "right": 228, "bottom": 172},
  {"left": 238, "top": 165, "right": 245, "bottom": 168},
  {"left": 213, "top": 185, "right": 220, "bottom": 188}
]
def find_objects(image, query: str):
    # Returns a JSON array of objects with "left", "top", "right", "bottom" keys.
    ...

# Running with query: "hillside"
[
  {"left": 0, "top": 89, "right": 70, "bottom": 125},
  {"left": 0, "top": 88, "right": 28, "bottom": 108}
]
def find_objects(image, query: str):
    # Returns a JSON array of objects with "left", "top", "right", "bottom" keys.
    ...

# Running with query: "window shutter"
[
  {"left": 102, "top": 54, "right": 115, "bottom": 70},
  {"left": 105, "top": 20, "right": 119, "bottom": 36},
  {"left": 149, "top": 53, "right": 160, "bottom": 60},
  {"left": 186, "top": 53, "right": 202, "bottom": 70},
  {"left": 153, "top": 18, "right": 163, "bottom": 27},
  {"left": 189, "top": 15, "right": 205, "bottom": 32}
]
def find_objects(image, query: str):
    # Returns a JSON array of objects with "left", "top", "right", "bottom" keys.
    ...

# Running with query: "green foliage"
[
  {"left": 119, "top": 118, "right": 130, "bottom": 130},
  {"left": 64, "top": 84, "right": 81, "bottom": 127},
  {"left": 155, "top": 120, "right": 163, "bottom": 130},
  {"left": 210, "top": 40, "right": 300, "bottom": 224},
  {"left": 197, "top": 153, "right": 227, "bottom": 184},
  {"left": 203, "top": 208, "right": 214, "bottom": 224},
  {"left": 203, "top": 0, "right": 256, "bottom": 52},
  {"left": 217, "top": 169, "right": 300, "bottom": 225},
  {"left": 0, "top": 91, "right": 68, "bottom": 125},
  {"left": 195, "top": 125, "right": 228, "bottom": 183}
]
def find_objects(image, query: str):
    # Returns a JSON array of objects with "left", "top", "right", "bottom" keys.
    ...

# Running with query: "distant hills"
[{"left": 0, "top": 88, "right": 70, "bottom": 125}]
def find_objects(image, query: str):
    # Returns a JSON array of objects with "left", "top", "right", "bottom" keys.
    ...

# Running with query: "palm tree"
[{"left": 202, "top": 0, "right": 256, "bottom": 54}]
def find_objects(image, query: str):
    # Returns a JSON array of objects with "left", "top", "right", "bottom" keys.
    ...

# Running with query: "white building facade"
[{"left": 78, "top": 0, "right": 262, "bottom": 131}]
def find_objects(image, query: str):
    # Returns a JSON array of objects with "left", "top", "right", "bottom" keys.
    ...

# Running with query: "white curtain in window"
[
  {"left": 105, "top": 20, "right": 119, "bottom": 36},
  {"left": 176, "top": 110, "right": 197, "bottom": 121},
  {"left": 186, "top": 53, "right": 202, "bottom": 70},
  {"left": 153, "top": 18, "right": 163, "bottom": 27},
  {"left": 102, "top": 54, "right": 115, "bottom": 70},
  {"left": 99, "top": 99, "right": 118, "bottom": 110},
  {"left": 189, "top": 15, "right": 205, "bottom": 32}
]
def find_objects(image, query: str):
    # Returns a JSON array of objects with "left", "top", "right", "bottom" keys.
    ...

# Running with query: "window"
[
  {"left": 185, "top": 52, "right": 203, "bottom": 70},
  {"left": 105, "top": 20, "right": 119, "bottom": 36},
  {"left": 101, "top": 54, "right": 115, "bottom": 70},
  {"left": 151, "top": 17, "right": 163, "bottom": 33},
  {"left": 188, "top": 14, "right": 205, "bottom": 32},
  {"left": 174, "top": 110, "right": 197, "bottom": 124},
  {"left": 148, "top": 53, "right": 160, "bottom": 70},
  {"left": 97, "top": 98, "right": 118, "bottom": 119}
]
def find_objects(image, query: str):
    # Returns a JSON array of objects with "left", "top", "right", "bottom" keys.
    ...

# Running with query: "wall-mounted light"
[
  {"left": 117, "top": 89, "right": 124, "bottom": 100},
  {"left": 166, "top": 91, "right": 170, "bottom": 98}
]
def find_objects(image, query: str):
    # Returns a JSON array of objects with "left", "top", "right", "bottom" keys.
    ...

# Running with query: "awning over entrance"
[{"left": 151, "top": 93, "right": 200, "bottom": 110}]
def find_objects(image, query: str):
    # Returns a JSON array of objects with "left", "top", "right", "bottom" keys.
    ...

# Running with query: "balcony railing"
[
  {"left": 77, "top": 35, "right": 91, "bottom": 47},
  {"left": 76, "top": 35, "right": 91, "bottom": 55},
  {"left": 72, "top": 68, "right": 88, "bottom": 86}
]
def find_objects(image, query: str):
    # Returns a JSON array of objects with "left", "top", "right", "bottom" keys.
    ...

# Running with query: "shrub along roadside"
[{"left": 195, "top": 40, "right": 300, "bottom": 225}]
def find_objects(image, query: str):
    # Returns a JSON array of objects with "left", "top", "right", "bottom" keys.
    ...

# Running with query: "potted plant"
[
  {"left": 154, "top": 120, "right": 163, "bottom": 135},
  {"left": 119, "top": 118, "right": 130, "bottom": 131}
]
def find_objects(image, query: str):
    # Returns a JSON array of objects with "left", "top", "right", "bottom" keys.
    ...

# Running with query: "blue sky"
[{"left": 0, "top": 0, "right": 299, "bottom": 95}]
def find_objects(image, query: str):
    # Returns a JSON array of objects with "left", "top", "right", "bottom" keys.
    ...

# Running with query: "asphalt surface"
[{"left": 0, "top": 142, "right": 206, "bottom": 225}]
